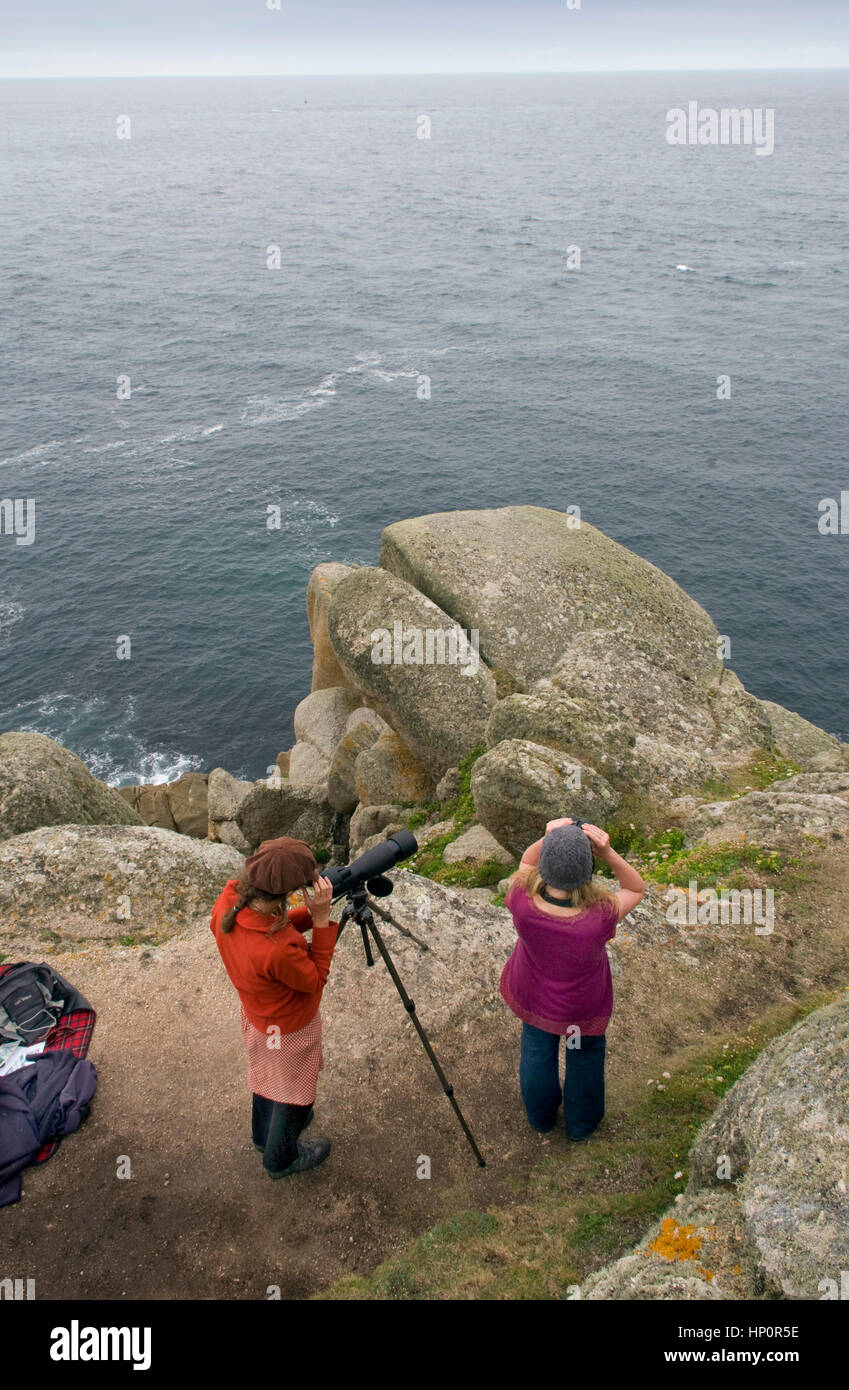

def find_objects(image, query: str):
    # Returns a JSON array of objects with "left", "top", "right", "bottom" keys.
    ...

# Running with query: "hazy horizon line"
[{"left": 2, "top": 64, "right": 848, "bottom": 81}]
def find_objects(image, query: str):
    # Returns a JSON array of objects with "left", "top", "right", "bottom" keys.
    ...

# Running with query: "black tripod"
[{"left": 337, "top": 884, "right": 486, "bottom": 1168}]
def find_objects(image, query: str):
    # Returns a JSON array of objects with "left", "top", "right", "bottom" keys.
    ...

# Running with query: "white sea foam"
[
  {"left": 0, "top": 600, "right": 24, "bottom": 638},
  {"left": 0, "top": 440, "right": 64, "bottom": 467},
  {"left": 159, "top": 423, "right": 225, "bottom": 444},
  {"left": 81, "top": 439, "right": 135, "bottom": 455},
  {"left": 106, "top": 750, "right": 204, "bottom": 787},
  {"left": 371, "top": 368, "right": 419, "bottom": 383},
  {"left": 243, "top": 345, "right": 468, "bottom": 425},
  {"left": 4, "top": 691, "right": 203, "bottom": 788}
]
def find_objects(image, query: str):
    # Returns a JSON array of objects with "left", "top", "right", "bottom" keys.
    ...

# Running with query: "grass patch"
[
  {"left": 315, "top": 993, "right": 834, "bottom": 1301},
  {"left": 636, "top": 836, "right": 797, "bottom": 890},
  {"left": 697, "top": 748, "right": 801, "bottom": 803},
  {"left": 402, "top": 747, "right": 519, "bottom": 888}
]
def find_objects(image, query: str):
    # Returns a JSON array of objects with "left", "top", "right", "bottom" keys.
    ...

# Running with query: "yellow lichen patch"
[{"left": 646, "top": 1217, "right": 713, "bottom": 1263}]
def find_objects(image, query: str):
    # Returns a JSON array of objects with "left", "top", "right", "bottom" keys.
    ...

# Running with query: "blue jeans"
[{"left": 519, "top": 1023, "right": 606, "bottom": 1140}]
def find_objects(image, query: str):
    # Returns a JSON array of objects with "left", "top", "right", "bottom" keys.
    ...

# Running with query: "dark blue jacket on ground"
[{"left": 0, "top": 1049, "right": 97, "bottom": 1206}]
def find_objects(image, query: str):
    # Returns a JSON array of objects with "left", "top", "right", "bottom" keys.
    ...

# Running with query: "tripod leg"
[{"left": 364, "top": 918, "right": 486, "bottom": 1167}]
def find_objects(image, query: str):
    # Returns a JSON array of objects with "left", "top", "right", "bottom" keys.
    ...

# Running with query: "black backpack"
[{"left": 0, "top": 963, "right": 68, "bottom": 1045}]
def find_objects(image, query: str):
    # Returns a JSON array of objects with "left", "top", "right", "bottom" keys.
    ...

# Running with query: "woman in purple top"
[{"left": 500, "top": 817, "right": 645, "bottom": 1141}]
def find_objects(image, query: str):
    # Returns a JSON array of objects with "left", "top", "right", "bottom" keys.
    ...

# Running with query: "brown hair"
[
  {"left": 220, "top": 875, "right": 289, "bottom": 935},
  {"left": 509, "top": 863, "right": 616, "bottom": 912}
]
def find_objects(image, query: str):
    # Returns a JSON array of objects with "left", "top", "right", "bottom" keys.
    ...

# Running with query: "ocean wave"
[
  {"left": 2, "top": 691, "right": 203, "bottom": 787},
  {"left": 159, "top": 423, "right": 225, "bottom": 444},
  {"left": 0, "top": 600, "right": 24, "bottom": 639},
  {"left": 81, "top": 439, "right": 136, "bottom": 455},
  {"left": 241, "top": 395, "right": 326, "bottom": 424},
  {"left": 0, "top": 440, "right": 64, "bottom": 467}
]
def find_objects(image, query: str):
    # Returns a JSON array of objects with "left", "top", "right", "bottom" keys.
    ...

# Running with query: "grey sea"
[{"left": 1, "top": 72, "right": 847, "bottom": 782}]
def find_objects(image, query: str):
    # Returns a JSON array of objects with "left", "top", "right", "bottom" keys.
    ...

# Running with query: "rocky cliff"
[{"left": 2, "top": 505, "right": 847, "bottom": 1301}]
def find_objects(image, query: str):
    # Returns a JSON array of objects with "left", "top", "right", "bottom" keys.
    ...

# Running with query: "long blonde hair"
[{"left": 510, "top": 863, "right": 615, "bottom": 912}]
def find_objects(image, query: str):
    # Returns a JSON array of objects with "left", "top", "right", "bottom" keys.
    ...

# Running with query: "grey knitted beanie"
[{"left": 537, "top": 824, "right": 594, "bottom": 891}]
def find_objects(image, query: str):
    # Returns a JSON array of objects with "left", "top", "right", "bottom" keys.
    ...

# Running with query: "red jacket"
[{"left": 210, "top": 879, "right": 339, "bottom": 1034}]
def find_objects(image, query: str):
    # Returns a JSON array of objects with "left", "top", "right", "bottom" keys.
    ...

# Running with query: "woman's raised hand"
[
  {"left": 545, "top": 816, "right": 574, "bottom": 833},
  {"left": 580, "top": 823, "right": 612, "bottom": 858},
  {"left": 304, "top": 875, "right": 333, "bottom": 927}
]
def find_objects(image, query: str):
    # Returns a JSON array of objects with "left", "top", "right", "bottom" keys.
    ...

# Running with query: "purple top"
[{"left": 500, "top": 881, "right": 619, "bottom": 1035}]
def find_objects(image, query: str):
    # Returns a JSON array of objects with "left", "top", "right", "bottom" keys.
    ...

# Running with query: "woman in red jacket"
[{"left": 210, "top": 836, "right": 339, "bottom": 1177}]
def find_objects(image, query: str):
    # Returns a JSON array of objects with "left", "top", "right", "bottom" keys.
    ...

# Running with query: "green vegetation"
[
  {"left": 403, "top": 746, "right": 519, "bottom": 888},
  {"left": 698, "top": 748, "right": 801, "bottom": 802},
  {"left": 315, "top": 993, "right": 834, "bottom": 1301},
  {"left": 632, "top": 835, "right": 795, "bottom": 890}
]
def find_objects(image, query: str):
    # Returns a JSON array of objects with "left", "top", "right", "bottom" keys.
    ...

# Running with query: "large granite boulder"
[
  {"left": 0, "top": 731, "right": 142, "bottom": 841},
  {"left": 118, "top": 772, "right": 208, "bottom": 838},
  {"left": 580, "top": 997, "right": 849, "bottom": 1300},
  {"left": 288, "top": 741, "right": 332, "bottom": 789},
  {"left": 760, "top": 700, "right": 849, "bottom": 771},
  {"left": 118, "top": 782, "right": 176, "bottom": 831},
  {"left": 379, "top": 507, "right": 723, "bottom": 688},
  {"left": 327, "top": 708, "right": 389, "bottom": 813},
  {"left": 288, "top": 686, "right": 363, "bottom": 791},
  {"left": 0, "top": 824, "right": 243, "bottom": 944},
  {"left": 687, "top": 995, "right": 849, "bottom": 1299},
  {"left": 486, "top": 688, "right": 636, "bottom": 788},
  {"left": 293, "top": 687, "right": 362, "bottom": 761},
  {"left": 442, "top": 824, "right": 514, "bottom": 868},
  {"left": 470, "top": 739, "right": 618, "bottom": 858},
  {"left": 326, "top": 566, "right": 497, "bottom": 776},
  {"left": 306, "top": 562, "right": 354, "bottom": 692},
  {"left": 207, "top": 767, "right": 341, "bottom": 854},
  {"left": 546, "top": 633, "right": 769, "bottom": 793},
  {"left": 354, "top": 730, "right": 435, "bottom": 807},
  {"left": 685, "top": 785, "right": 849, "bottom": 849}
]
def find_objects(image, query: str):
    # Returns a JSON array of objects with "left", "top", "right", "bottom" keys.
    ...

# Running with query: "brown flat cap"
[{"left": 245, "top": 837, "right": 317, "bottom": 896}]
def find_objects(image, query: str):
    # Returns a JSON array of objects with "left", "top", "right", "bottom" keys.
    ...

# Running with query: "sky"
[{"left": 1, "top": 0, "right": 847, "bottom": 79}]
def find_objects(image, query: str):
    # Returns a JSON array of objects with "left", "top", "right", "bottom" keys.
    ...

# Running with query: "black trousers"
[{"left": 251, "top": 1093, "right": 312, "bottom": 1172}]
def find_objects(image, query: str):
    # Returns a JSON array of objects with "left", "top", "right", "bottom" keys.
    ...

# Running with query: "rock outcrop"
[
  {"left": 354, "top": 730, "right": 435, "bottom": 807},
  {"left": 760, "top": 701, "right": 849, "bottom": 772},
  {"left": 207, "top": 767, "right": 344, "bottom": 855},
  {"left": 0, "top": 824, "right": 243, "bottom": 945},
  {"left": 326, "top": 565, "right": 497, "bottom": 776},
  {"left": 0, "top": 731, "right": 143, "bottom": 841},
  {"left": 685, "top": 778, "right": 849, "bottom": 849},
  {"left": 470, "top": 740, "right": 618, "bottom": 858},
  {"left": 380, "top": 507, "right": 723, "bottom": 687},
  {"left": 442, "top": 824, "right": 514, "bottom": 868},
  {"left": 327, "top": 708, "right": 388, "bottom": 813},
  {"left": 306, "top": 561, "right": 354, "bottom": 692},
  {"left": 581, "top": 996, "right": 849, "bottom": 1300},
  {"left": 118, "top": 772, "right": 209, "bottom": 838},
  {"left": 288, "top": 686, "right": 363, "bottom": 791}
]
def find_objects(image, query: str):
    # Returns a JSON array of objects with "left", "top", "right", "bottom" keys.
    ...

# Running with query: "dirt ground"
[{"left": 4, "top": 844, "right": 848, "bottom": 1301}]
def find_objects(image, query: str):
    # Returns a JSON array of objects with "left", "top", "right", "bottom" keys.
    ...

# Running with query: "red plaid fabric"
[{"left": 0, "top": 962, "right": 96, "bottom": 1163}]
